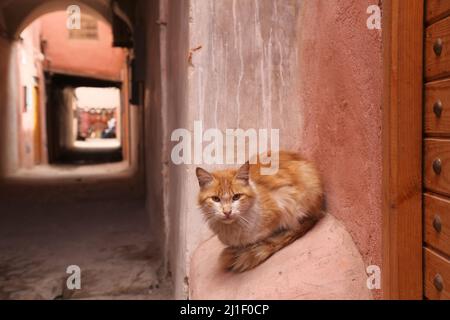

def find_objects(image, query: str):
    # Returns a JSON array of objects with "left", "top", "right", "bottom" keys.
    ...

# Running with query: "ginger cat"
[{"left": 196, "top": 151, "right": 324, "bottom": 272}]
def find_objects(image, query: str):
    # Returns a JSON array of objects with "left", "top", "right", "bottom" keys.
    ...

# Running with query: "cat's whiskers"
[
  {"left": 237, "top": 215, "right": 251, "bottom": 228},
  {"left": 202, "top": 209, "right": 218, "bottom": 224}
]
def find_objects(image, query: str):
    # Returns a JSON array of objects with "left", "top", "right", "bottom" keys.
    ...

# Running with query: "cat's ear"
[
  {"left": 196, "top": 167, "right": 213, "bottom": 188},
  {"left": 235, "top": 161, "right": 250, "bottom": 184}
]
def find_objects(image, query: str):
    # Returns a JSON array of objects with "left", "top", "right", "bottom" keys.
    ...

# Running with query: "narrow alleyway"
[{"left": 0, "top": 0, "right": 175, "bottom": 299}]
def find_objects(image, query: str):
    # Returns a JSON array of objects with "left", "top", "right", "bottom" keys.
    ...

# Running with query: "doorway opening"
[{"left": 45, "top": 76, "right": 124, "bottom": 165}]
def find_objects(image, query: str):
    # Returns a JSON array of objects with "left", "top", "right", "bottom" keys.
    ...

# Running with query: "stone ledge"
[{"left": 189, "top": 214, "right": 372, "bottom": 300}]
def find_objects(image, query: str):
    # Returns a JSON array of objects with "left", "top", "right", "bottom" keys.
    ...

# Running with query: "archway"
[
  {"left": 0, "top": 0, "right": 132, "bottom": 176},
  {"left": 3, "top": 0, "right": 112, "bottom": 39},
  {"left": 1, "top": 1, "right": 137, "bottom": 173}
]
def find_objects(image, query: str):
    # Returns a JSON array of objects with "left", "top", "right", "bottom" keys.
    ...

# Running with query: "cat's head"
[{"left": 195, "top": 162, "right": 255, "bottom": 225}]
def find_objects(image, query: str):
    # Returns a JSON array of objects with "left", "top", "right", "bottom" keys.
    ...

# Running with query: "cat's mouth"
[{"left": 220, "top": 216, "right": 236, "bottom": 224}]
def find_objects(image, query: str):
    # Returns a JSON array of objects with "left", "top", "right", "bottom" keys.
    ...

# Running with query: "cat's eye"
[
  {"left": 211, "top": 196, "right": 221, "bottom": 202},
  {"left": 232, "top": 194, "right": 242, "bottom": 201}
]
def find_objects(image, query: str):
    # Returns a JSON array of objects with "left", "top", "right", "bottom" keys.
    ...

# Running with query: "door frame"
[
  {"left": 33, "top": 84, "right": 42, "bottom": 164},
  {"left": 382, "top": 0, "right": 424, "bottom": 299}
]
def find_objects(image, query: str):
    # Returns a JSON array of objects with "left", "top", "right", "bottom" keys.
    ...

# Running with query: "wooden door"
[
  {"left": 383, "top": 0, "right": 424, "bottom": 299},
  {"left": 383, "top": 0, "right": 450, "bottom": 300},
  {"left": 422, "top": 0, "right": 450, "bottom": 299}
]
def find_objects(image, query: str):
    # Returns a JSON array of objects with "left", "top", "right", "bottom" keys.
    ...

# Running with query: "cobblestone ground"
[{"left": 0, "top": 165, "right": 172, "bottom": 300}]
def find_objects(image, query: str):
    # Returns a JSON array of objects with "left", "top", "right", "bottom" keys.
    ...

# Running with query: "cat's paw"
[
  {"left": 228, "top": 246, "right": 262, "bottom": 272},
  {"left": 219, "top": 246, "right": 240, "bottom": 271},
  {"left": 219, "top": 245, "right": 262, "bottom": 273}
]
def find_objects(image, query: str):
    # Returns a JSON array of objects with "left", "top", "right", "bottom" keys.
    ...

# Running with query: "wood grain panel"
[
  {"left": 424, "top": 138, "right": 450, "bottom": 196},
  {"left": 425, "top": 79, "right": 450, "bottom": 136},
  {"left": 426, "top": 0, "right": 450, "bottom": 25},
  {"left": 424, "top": 193, "right": 450, "bottom": 256},
  {"left": 383, "top": 0, "right": 424, "bottom": 299},
  {"left": 424, "top": 247, "right": 450, "bottom": 300},
  {"left": 425, "top": 16, "right": 450, "bottom": 81}
]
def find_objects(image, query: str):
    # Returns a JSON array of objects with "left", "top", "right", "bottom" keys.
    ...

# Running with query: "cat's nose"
[{"left": 223, "top": 211, "right": 232, "bottom": 218}]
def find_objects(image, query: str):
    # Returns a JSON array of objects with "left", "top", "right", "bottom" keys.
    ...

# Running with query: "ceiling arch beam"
[{"left": 0, "top": 0, "right": 112, "bottom": 39}]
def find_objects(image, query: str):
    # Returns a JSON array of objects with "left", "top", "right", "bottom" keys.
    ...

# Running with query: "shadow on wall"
[{"left": 0, "top": 37, "right": 19, "bottom": 178}]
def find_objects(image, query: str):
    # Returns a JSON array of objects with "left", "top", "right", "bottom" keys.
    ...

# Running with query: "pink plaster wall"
[
  {"left": 0, "top": 37, "right": 19, "bottom": 178},
  {"left": 297, "top": 0, "right": 383, "bottom": 289},
  {"left": 17, "top": 19, "right": 44, "bottom": 169},
  {"left": 149, "top": 0, "right": 383, "bottom": 299},
  {"left": 39, "top": 11, "right": 125, "bottom": 81}
]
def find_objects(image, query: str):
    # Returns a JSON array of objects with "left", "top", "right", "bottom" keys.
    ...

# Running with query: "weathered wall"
[
  {"left": 184, "top": 0, "right": 305, "bottom": 295},
  {"left": 0, "top": 25, "right": 42, "bottom": 176},
  {"left": 163, "top": 0, "right": 191, "bottom": 298},
  {"left": 0, "top": 37, "right": 19, "bottom": 178},
  {"left": 151, "top": 0, "right": 307, "bottom": 298},
  {"left": 183, "top": 0, "right": 382, "bottom": 299},
  {"left": 1, "top": 17, "right": 48, "bottom": 176},
  {"left": 142, "top": 0, "right": 190, "bottom": 297},
  {"left": 145, "top": 0, "right": 382, "bottom": 299},
  {"left": 17, "top": 19, "right": 44, "bottom": 169}
]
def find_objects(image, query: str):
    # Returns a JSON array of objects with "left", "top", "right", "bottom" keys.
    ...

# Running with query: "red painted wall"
[
  {"left": 297, "top": 0, "right": 382, "bottom": 297},
  {"left": 40, "top": 11, "right": 125, "bottom": 81}
]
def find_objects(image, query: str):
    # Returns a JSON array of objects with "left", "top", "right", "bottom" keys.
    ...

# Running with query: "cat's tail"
[{"left": 220, "top": 216, "right": 320, "bottom": 273}]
